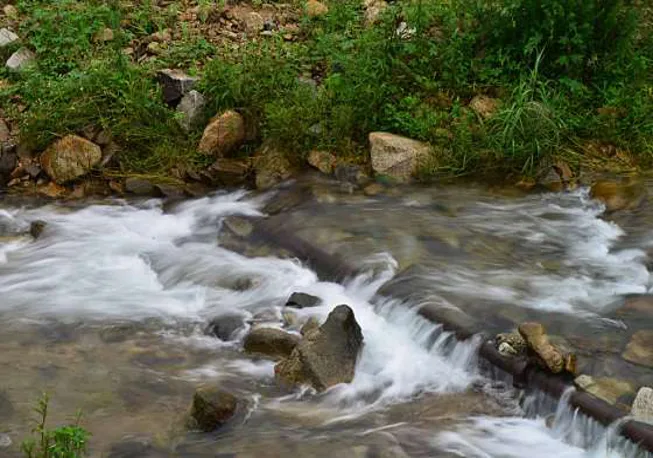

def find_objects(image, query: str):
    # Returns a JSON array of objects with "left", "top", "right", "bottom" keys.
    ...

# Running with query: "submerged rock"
[
  {"left": 286, "top": 292, "right": 320, "bottom": 309},
  {"left": 369, "top": 132, "right": 430, "bottom": 183},
  {"left": 632, "top": 387, "right": 653, "bottom": 425},
  {"left": 622, "top": 330, "right": 653, "bottom": 368},
  {"left": 189, "top": 387, "right": 238, "bottom": 432},
  {"left": 198, "top": 111, "right": 245, "bottom": 157},
  {"left": 518, "top": 322, "right": 566, "bottom": 373},
  {"left": 275, "top": 304, "right": 363, "bottom": 391},
  {"left": 40, "top": 135, "right": 102, "bottom": 183},
  {"left": 206, "top": 314, "right": 246, "bottom": 341},
  {"left": 243, "top": 327, "right": 300, "bottom": 359},
  {"left": 590, "top": 179, "right": 645, "bottom": 213}
]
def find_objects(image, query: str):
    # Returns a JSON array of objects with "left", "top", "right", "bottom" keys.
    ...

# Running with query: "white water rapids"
[{"left": 0, "top": 189, "right": 649, "bottom": 457}]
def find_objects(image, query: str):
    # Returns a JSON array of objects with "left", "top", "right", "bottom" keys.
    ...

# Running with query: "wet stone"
[
  {"left": 99, "top": 323, "right": 140, "bottom": 343},
  {"left": 286, "top": 292, "right": 320, "bottom": 309},
  {"left": 206, "top": 314, "right": 246, "bottom": 341},
  {"left": 29, "top": 220, "right": 46, "bottom": 239},
  {"left": 107, "top": 437, "right": 167, "bottom": 458},
  {"left": 189, "top": 387, "right": 238, "bottom": 432},
  {"left": 243, "top": 327, "right": 300, "bottom": 359}
]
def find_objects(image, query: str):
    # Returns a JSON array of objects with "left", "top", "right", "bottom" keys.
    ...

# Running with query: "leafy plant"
[{"left": 21, "top": 393, "right": 90, "bottom": 458}]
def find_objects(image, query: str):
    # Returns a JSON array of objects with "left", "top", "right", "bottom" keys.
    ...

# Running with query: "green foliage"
[
  {"left": 462, "top": 0, "right": 639, "bottom": 82},
  {"left": 16, "top": 0, "right": 122, "bottom": 75},
  {"left": 21, "top": 393, "right": 90, "bottom": 458}
]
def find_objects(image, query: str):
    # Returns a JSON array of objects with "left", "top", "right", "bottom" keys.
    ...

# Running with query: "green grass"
[
  {"left": 21, "top": 393, "right": 90, "bottom": 458},
  {"left": 1, "top": 0, "right": 652, "bottom": 179}
]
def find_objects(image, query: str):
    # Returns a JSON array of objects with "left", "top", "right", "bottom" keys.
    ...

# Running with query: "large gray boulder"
[
  {"left": 275, "top": 304, "right": 363, "bottom": 391},
  {"left": 369, "top": 132, "right": 430, "bottom": 183}
]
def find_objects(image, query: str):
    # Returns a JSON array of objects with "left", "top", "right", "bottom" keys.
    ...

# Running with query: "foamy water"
[{"left": 0, "top": 189, "right": 647, "bottom": 456}]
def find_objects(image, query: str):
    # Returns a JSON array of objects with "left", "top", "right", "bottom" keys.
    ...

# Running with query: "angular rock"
[
  {"left": 176, "top": 90, "right": 206, "bottom": 131},
  {"left": 275, "top": 305, "right": 363, "bottom": 391},
  {"left": 0, "top": 28, "right": 19, "bottom": 48},
  {"left": 206, "top": 314, "right": 246, "bottom": 341},
  {"left": 590, "top": 180, "right": 646, "bottom": 213},
  {"left": 40, "top": 135, "right": 102, "bottom": 183},
  {"left": 243, "top": 327, "right": 300, "bottom": 359},
  {"left": 469, "top": 95, "right": 500, "bottom": 120},
  {"left": 286, "top": 292, "right": 320, "bottom": 309},
  {"left": 6, "top": 47, "right": 35, "bottom": 71},
  {"left": 623, "top": 330, "right": 653, "bottom": 368},
  {"left": 518, "top": 322, "right": 565, "bottom": 373},
  {"left": 369, "top": 132, "right": 430, "bottom": 183},
  {"left": 254, "top": 147, "right": 292, "bottom": 190},
  {"left": 306, "top": 0, "right": 328, "bottom": 17},
  {"left": 574, "top": 375, "right": 634, "bottom": 405},
  {"left": 189, "top": 387, "right": 238, "bottom": 432},
  {"left": 198, "top": 111, "right": 246, "bottom": 157},
  {"left": 156, "top": 69, "right": 198, "bottom": 106},
  {"left": 632, "top": 387, "right": 653, "bottom": 425},
  {"left": 124, "top": 177, "right": 158, "bottom": 196},
  {"left": 307, "top": 150, "right": 336, "bottom": 175}
]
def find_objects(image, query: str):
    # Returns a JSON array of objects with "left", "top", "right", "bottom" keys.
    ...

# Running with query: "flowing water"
[{"left": 0, "top": 177, "right": 652, "bottom": 457}]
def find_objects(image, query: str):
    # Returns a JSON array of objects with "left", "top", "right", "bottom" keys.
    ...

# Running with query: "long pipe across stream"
[{"left": 250, "top": 217, "right": 653, "bottom": 454}]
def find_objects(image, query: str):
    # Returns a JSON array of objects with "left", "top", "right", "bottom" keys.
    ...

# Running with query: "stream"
[{"left": 0, "top": 175, "right": 652, "bottom": 457}]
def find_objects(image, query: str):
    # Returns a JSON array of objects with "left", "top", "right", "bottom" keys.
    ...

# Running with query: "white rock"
[
  {"left": 6, "top": 47, "right": 35, "bottom": 70},
  {"left": 369, "top": 132, "right": 430, "bottom": 182},
  {"left": 0, "top": 28, "right": 19, "bottom": 47},
  {"left": 632, "top": 387, "right": 653, "bottom": 424}
]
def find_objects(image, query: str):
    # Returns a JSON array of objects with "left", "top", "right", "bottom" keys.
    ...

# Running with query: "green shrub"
[{"left": 21, "top": 393, "right": 90, "bottom": 458}]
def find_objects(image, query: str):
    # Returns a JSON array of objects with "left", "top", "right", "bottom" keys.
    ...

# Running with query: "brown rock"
[
  {"left": 364, "top": 0, "right": 387, "bottom": 24},
  {"left": 124, "top": 177, "right": 158, "bottom": 196},
  {"left": 243, "top": 327, "right": 300, "bottom": 360},
  {"left": 254, "top": 147, "right": 292, "bottom": 190},
  {"left": 574, "top": 375, "right": 634, "bottom": 405},
  {"left": 617, "top": 294, "right": 653, "bottom": 318},
  {"left": 469, "top": 95, "right": 500, "bottom": 120},
  {"left": 623, "top": 330, "right": 653, "bottom": 368},
  {"left": 202, "top": 158, "right": 250, "bottom": 186},
  {"left": 307, "top": 150, "right": 336, "bottom": 174},
  {"left": 306, "top": 0, "right": 328, "bottom": 17},
  {"left": 369, "top": 132, "right": 430, "bottom": 183},
  {"left": 3, "top": 5, "right": 19, "bottom": 19},
  {"left": 518, "top": 322, "right": 565, "bottom": 373},
  {"left": 275, "top": 305, "right": 363, "bottom": 391},
  {"left": 363, "top": 183, "right": 384, "bottom": 196},
  {"left": 590, "top": 179, "right": 646, "bottom": 213},
  {"left": 189, "top": 387, "right": 238, "bottom": 432},
  {"left": 40, "top": 135, "right": 102, "bottom": 183},
  {"left": 198, "top": 111, "right": 246, "bottom": 157}
]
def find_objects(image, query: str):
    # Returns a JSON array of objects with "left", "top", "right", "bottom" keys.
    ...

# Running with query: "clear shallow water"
[{"left": 0, "top": 186, "right": 649, "bottom": 456}]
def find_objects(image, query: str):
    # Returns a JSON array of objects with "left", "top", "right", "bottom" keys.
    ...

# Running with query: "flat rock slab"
[{"left": 623, "top": 330, "right": 653, "bottom": 368}]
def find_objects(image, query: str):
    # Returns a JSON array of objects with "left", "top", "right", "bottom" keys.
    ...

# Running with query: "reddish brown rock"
[{"left": 198, "top": 111, "right": 246, "bottom": 157}]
